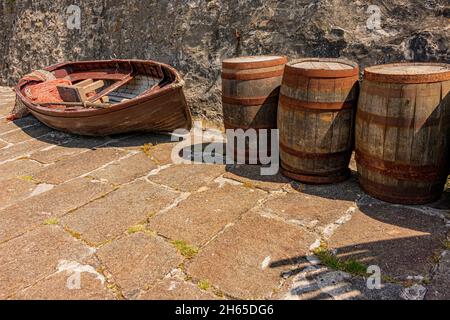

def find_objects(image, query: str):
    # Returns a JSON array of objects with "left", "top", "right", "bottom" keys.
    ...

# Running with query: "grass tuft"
[
  {"left": 171, "top": 240, "right": 199, "bottom": 259},
  {"left": 43, "top": 218, "right": 59, "bottom": 225},
  {"left": 20, "top": 175, "right": 38, "bottom": 184},
  {"left": 313, "top": 245, "right": 368, "bottom": 276},
  {"left": 141, "top": 144, "right": 153, "bottom": 157},
  {"left": 197, "top": 279, "right": 211, "bottom": 291},
  {"left": 127, "top": 224, "right": 146, "bottom": 234}
]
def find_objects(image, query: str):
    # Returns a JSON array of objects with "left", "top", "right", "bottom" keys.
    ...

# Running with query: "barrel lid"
[
  {"left": 285, "top": 58, "right": 359, "bottom": 78},
  {"left": 364, "top": 63, "right": 450, "bottom": 84},
  {"left": 222, "top": 56, "right": 288, "bottom": 70}
]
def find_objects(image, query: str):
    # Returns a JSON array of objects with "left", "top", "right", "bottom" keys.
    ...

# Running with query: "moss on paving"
[
  {"left": 20, "top": 175, "right": 39, "bottom": 184},
  {"left": 171, "top": 240, "right": 199, "bottom": 259},
  {"left": 197, "top": 279, "right": 211, "bottom": 291},
  {"left": 43, "top": 218, "right": 59, "bottom": 225},
  {"left": 141, "top": 143, "right": 153, "bottom": 157},
  {"left": 127, "top": 224, "right": 146, "bottom": 234}
]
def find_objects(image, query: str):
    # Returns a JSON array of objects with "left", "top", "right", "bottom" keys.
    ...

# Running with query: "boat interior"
[{"left": 21, "top": 60, "right": 178, "bottom": 109}]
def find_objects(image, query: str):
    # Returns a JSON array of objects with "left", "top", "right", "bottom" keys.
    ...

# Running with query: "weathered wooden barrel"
[
  {"left": 222, "top": 56, "right": 287, "bottom": 162},
  {"left": 356, "top": 63, "right": 450, "bottom": 204},
  {"left": 278, "top": 58, "right": 360, "bottom": 184}
]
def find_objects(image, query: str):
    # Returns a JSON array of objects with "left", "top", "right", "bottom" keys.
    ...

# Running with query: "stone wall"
[{"left": 0, "top": 0, "right": 449, "bottom": 120}]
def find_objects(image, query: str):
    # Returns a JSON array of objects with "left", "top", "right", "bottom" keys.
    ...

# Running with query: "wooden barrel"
[
  {"left": 278, "top": 58, "right": 360, "bottom": 184},
  {"left": 356, "top": 63, "right": 450, "bottom": 204},
  {"left": 222, "top": 56, "right": 287, "bottom": 162}
]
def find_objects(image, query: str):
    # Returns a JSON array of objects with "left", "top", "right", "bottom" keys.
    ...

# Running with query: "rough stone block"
[
  {"left": 148, "top": 184, "right": 266, "bottom": 246},
  {"left": 61, "top": 180, "right": 180, "bottom": 245},
  {"left": 328, "top": 203, "right": 448, "bottom": 279},
  {"left": 138, "top": 277, "right": 219, "bottom": 300},
  {"left": 0, "top": 177, "right": 114, "bottom": 243},
  {"left": 187, "top": 213, "right": 316, "bottom": 299},
  {"left": 0, "top": 158, "right": 43, "bottom": 182},
  {"left": 148, "top": 164, "right": 226, "bottom": 192},
  {"left": 90, "top": 152, "right": 157, "bottom": 185},
  {"left": 96, "top": 232, "right": 183, "bottom": 299},
  {"left": 0, "top": 226, "right": 95, "bottom": 299},
  {"left": 33, "top": 148, "right": 128, "bottom": 184}
]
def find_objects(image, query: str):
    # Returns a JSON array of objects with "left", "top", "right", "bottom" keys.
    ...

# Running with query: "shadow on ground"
[{"left": 8, "top": 114, "right": 175, "bottom": 149}]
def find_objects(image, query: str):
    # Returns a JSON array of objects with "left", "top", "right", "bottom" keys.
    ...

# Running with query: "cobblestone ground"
[{"left": 1, "top": 86, "right": 449, "bottom": 300}]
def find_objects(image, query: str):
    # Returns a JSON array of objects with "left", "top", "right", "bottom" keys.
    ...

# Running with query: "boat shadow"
[{"left": 8, "top": 114, "right": 175, "bottom": 149}]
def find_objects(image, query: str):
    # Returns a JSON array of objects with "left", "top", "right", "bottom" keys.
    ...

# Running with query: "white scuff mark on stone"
[
  {"left": 39, "top": 144, "right": 58, "bottom": 152},
  {"left": 400, "top": 284, "right": 427, "bottom": 300},
  {"left": 288, "top": 218, "right": 319, "bottom": 229},
  {"left": 309, "top": 239, "right": 321, "bottom": 252},
  {"left": 261, "top": 256, "right": 271, "bottom": 270},
  {"left": 168, "top": 281, "right": 178, "bottom": 291},
  {"left": 56, "top": 260, "right": 105, "bottom": 285},
  {"left": 321, "top": 206, "right": 356, "bottom": 240},
  {"left": 78, "top": 151, "right": 137, "bottom": 182},
  {"left": 214, "top": 176, "right": 242, "bottom": 188},
  {"left": 197, "top": 186, "right": 210, "bottom": 193},
  {"left": 164, "top": 268, "right": 185, "bottom": 280},
  {"left": 158, "top": 192, "right": 190, "bottom": 215},
  {"left": 146, "top": 164, "right": 172, "bottom": 177},
  {"left": 29, "top": 183, "right": 54, "bottom": 197},
  {"left": 89, "top": 177, "right": 109, "bottom": 184}
]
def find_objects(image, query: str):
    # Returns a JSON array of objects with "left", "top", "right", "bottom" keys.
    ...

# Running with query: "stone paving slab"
[
  {"left": 13, "top": 271, "right": 116, "bottom": 300},
  {"left": 148, "top": 183, "right": 266, "bottom": 246},
  {"left": 0, "top": 225, "right": 95, "bottom": 299},
  {"left": 0, "top": 177, "right": 114, "bottom": 243},
  {"left": 328, "top": 202, "right": 448, "bottom": 279},
  {"left": 0, "top": 138, "right": 57, "bottom": 163},
  {"left": 0, "top": 116, "right": 39, "bottom": 134},
  {"left": 1, "top": 124, "right": 53, "bottom": 144},
  {"left": 61, "top": 180, "right": 180, "bottom": 246},
  {"left": 0, "top": 177, "right": 38, "bottom": 209},
  {"left": 29, "top": 136, "right": 112, "bottom": 164},
  {"left": 223, "top": 164, "right": 290, "bottom": 191},
  {"left": 0, "top": 158, "right": 43, "bottom": 182},
  {"left": 0, "top": 139, "right": 7, "bottom": 149},
  {"left": 32, "top": 148, "right": 128, "bottom": 184},
  {"left": 97, "top": 232, "right": 183, "bottom": 299},
  {"left": 426, "top": 250, "right": 450, "bottom": 300},
  {"left": 138, "top": 277, "right": 219, "bottom": 300},
  {"left": 148, "top": 164, "right": 226, "bottom": 192},
  {"left": 277, "top": 265, "right": 405, "bottom": 300},
  {"left": 260, "top": 188, "right": 356, "bottom": 232},
  {"left": 89, "top": 152, "right": 157, "bottom": 185},
  {"left": 187, "top": 213, "right": 316, "bottom": 299}
]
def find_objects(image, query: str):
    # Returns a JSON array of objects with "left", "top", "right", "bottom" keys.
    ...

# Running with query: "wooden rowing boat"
[{"left": 15, "top": 59, "right": 193, "bottom": 136}]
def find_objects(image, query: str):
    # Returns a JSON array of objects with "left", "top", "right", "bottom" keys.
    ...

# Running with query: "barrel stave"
[
  {"left": 279, "top": 58, "right": 359, "bottom": 184},
  {"left": 356, "top": 63, "right": 450, "bottom": 204},
  {"left": 222, "top": 56, "right": 287, "bottom": 163}
]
